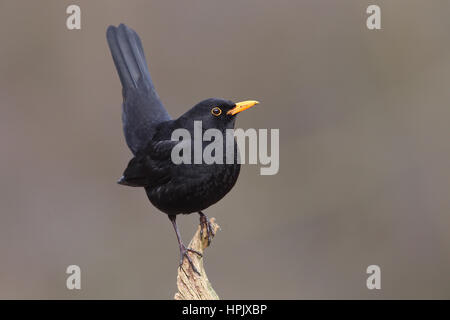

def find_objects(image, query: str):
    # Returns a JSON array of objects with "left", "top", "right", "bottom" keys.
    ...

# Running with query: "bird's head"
[{"left": 180, "top": 98, "right": 259, "bottom": 130}]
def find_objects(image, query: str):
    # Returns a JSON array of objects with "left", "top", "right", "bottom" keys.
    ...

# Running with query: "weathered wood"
[{"left": 174, "top": 218, "right": 220, "bottom": 300}]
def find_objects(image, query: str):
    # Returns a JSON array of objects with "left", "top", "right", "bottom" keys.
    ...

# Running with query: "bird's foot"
[
  {"left": 199, "top": 213, "right": 215, "bottom": 246},
  {"left": 179, "top": 244, "right": 202, "bottom": 276}
]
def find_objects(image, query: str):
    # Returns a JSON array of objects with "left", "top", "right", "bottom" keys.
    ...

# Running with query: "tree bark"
[{"left": 174, "top": 218, "right": 220, "bottom": 300}]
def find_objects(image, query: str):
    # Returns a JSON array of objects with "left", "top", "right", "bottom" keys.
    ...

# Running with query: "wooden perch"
[{"left": 174, "top": 218, "right": 220, "bottom": 300}]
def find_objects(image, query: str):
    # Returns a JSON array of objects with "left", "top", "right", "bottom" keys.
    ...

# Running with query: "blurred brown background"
[{"left": 1, "top": 0, "right": 450, "bottom": 299}]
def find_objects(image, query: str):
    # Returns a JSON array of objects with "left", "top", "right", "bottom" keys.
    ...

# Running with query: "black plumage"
[{"left": 107, "top": 24, "right": 258, "bottom": 274}]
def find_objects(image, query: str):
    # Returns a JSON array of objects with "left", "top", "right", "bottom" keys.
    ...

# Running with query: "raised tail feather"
[
  {"left": 106, "top": 24, "right": 154, "bottom": 90},
  {"left": 106, "top": 24, "right": 171, "bottom": 154}
]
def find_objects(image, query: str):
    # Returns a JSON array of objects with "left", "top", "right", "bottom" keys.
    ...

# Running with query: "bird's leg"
[
  {"left": 199, "top": 211, "right": 215, "bottom": 246},
  {"left": 168, "top": 215, "right": 202, "bottom": 275}
]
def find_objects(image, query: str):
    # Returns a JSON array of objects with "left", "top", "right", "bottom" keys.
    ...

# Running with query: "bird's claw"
[
  {"left": 179, "top": 245, "right": 202, "bottom": 276},
  {"left": 199, "top": 214, "right": 215, "bottom": 246}
]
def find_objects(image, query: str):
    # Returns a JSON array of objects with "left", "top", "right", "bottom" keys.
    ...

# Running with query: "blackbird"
[{"left": 106, "top": 24, "right": 259, "bottom": 274}]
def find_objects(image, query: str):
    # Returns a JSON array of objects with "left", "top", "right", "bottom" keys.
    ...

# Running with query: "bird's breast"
[{"left": 145, "top": 162, "right": 240, "bottom": 215}]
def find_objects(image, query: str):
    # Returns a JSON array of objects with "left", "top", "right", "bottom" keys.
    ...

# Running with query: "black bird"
[{"left": 106, "top": 24, "right": 258, "bottom": 274}]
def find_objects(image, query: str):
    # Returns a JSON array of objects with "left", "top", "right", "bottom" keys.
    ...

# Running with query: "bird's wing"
[
  {"left": 118, "top": 140, "right": 180, "bottom": 187},
  {"left": 106, "top": 24, "right": 171, "bottom": 154}
]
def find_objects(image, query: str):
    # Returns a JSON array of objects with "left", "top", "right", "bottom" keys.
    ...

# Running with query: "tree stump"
[{"left": 174, "top": 218, "right": 220, "bottom": 300}]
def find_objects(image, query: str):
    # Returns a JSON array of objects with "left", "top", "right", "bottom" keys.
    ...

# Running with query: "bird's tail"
[
  {"left": 106, "top": 24, "right": 171, "bottom": 154},
  {"left": 106, "top": 24, "right": 153, "bottom": 91}
]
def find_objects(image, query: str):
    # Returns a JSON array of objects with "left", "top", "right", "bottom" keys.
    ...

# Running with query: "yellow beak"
[{"left": 227, "top": 100, "right": 260, "bottom": 116}]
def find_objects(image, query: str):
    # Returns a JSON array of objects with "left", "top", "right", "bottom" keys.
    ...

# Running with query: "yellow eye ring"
[{"left": 211, "top": 107, "right": 222, "bottom": 116}]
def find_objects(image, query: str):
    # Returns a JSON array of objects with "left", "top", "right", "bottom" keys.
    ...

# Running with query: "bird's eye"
[{"left": 211, "top": 107, "right": 222, "bottom": 116}]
